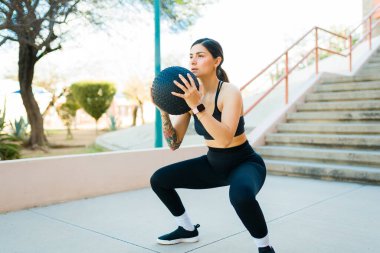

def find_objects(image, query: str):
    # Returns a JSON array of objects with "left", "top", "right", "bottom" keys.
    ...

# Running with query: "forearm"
[
  {"left": 161, "top": 112, "right": 182, "bottom": 150},
  {"left": 196, "top": 111, "right": 234, "bottom": 147}
]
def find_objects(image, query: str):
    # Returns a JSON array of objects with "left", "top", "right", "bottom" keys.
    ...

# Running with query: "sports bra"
[{"left": 193, "top": 80, "right": 245, "bottom": 140}]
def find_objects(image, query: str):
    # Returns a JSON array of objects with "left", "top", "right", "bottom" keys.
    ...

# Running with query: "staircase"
[
  {"left": 256, "top": 49, "right": 380, "bottom": 184},
  {"left": 356, "top": 48, "right": 380, "bottom": 78}
]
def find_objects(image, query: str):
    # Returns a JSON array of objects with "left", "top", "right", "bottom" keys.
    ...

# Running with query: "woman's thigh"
[
  {"left": 228, "top": 160, "right": 266, "bottom": 196},
  {"left": 152, "top": 155, "right": 228, "bottom": 189}
]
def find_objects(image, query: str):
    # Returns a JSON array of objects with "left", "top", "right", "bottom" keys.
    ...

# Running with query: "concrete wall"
[{"left": 0, "top": 145, "right": 207, "bottom": 213}]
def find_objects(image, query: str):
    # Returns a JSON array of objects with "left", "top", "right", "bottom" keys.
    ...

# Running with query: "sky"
[
  {"left": 0, "top": 0, "right": 363, "bottom": 90},
  {"left": 181, "top": 0, "right": 363, "bottom": 86}
]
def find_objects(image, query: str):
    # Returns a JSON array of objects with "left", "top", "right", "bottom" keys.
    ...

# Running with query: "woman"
[{"left": 150, "top": 38, "right": 276, "bottom": 253}]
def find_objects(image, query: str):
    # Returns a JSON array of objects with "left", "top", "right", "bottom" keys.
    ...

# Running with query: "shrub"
[
  {"left": 71, "top": 81, "right": 116, "bottom": 131},
  {"left": 56, "top": 88, "right": 81, "bottom": 139},
  {"left": 108, "top": 114, "right": 118, "bottom": 131},
  {"left": 0, "top": 103, "right": 21, "bottom": 160},
  {"left": 0, "top": 133, "right": 21, "bottom": 160},
  {"left": 10, "top": 116, "right": 29, "bottom": 141}
]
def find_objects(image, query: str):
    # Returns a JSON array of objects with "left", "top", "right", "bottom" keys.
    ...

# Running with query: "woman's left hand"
[{"left": 171, "top": 73, "right": 204, "bottom": 109}]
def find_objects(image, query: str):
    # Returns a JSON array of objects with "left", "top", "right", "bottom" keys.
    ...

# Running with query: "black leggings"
[{"left": 150, "top": 141, "right": 268, "bottom": 238}]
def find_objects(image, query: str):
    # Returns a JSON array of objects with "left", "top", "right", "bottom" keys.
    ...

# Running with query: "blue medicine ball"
[{"left": 151, "top": 66, "right": 199, "bottom": 115}]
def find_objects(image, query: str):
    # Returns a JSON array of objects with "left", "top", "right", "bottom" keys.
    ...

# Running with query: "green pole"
[{"left": 154, "top": 0, "right": 163, "bottom": 148}]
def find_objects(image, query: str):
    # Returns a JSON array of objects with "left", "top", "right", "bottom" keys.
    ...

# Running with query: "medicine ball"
[{"left": 151, "top": 66, "right": 199, "bottom": 115}]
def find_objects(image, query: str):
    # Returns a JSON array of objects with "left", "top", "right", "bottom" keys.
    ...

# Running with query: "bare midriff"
[{"left": 205, "top": 133, "right": 248, "bottom": 148}]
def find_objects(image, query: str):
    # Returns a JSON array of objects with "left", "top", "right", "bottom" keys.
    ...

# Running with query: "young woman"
[{"left": 150, "top": 38, "right": 276, "bottom": 253}]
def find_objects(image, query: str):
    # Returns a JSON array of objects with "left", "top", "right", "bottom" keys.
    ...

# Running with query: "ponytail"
[{"left": 217, "top": 66, "right": 229, "bottom": 82}]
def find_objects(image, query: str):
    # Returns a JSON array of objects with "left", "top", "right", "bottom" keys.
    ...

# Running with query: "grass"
[{"left": 20, "top": 128, "right": 111, "bottom": 159}]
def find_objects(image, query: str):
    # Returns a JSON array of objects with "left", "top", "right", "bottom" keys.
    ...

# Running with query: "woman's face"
[{"left": 189, "top": 44, "right": 219, "bottom": 78}]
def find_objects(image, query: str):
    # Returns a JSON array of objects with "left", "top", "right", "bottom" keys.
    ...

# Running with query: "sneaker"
[
  {"left": 258, "top": 246, "right": 276, "bottom": 253},
  {"left": 156, "top": 224, "right": 200, "bottom": 245}
]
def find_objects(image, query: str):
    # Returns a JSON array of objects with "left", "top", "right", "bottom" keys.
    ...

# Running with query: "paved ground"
[{"left": 1, "top": 174, "right": 379, "bottom": 253}]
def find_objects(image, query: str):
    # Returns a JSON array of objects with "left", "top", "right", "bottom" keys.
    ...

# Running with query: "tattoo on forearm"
[{"left": 161, "top": 113, "right": 181, "bottom": 150}]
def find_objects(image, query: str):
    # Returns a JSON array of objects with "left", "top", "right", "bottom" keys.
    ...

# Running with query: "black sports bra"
[{"left": 193, "top": 80, "right": 245, "bottom": 140}]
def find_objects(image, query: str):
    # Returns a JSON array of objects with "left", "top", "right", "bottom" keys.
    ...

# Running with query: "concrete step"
[
  {"left": 264, "top": 159, "right": 380, "bottom": 184},
  {"left": 360, "top": 65, "right": 380, "bottom": 71},
  {"left": 368, "top": 54, "right": 380, "bottom": 60},
  {"left": 353, "top": 74, "right": 380, "bottom": 80},
  {"left": 368, "top": 57, "right": 380, "bottom": 63},
  {"left": 359, "top": 72, "right": 380, "bottom": 77},
  {"left": 357, "top": 74, "right": 380, "bottom": 80},
  {"left": 257, "top": 146, "right": 380, "bottom": 166},
  {"left": 320, "top": 75, "right": 380, "bottom": 84},
  {"left": 265, "top": 133, "right": 380, "bottom": 149},
  {"left": 369, "top": 53, "right": 380, "bottom": 57},
  {"left": 357, "top": 69, "right": 380, "bottom": 75},
  {"left": 296, "top": 100, "right": 380, "bottom": 111},
  {"left": 364, "top": 62, "right": 380, "bottom": 68},
  {"left": 305, "top": 90, "right": 380, "bottom": 102},
  {"left": 276, "top": 122, "right": 380, "bottom": 134},
  {"left": 287, "top": 111, "right": 380, "bottom": 122},
  {"left": 316, "top": 81, "right": 380, "bottom": 92}
]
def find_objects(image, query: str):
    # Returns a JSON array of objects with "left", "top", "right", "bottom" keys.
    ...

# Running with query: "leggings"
[{"left": 150, "top": 140, "right": 268, "bottom": 238}]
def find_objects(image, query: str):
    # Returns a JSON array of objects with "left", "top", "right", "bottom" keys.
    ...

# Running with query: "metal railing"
[{"left": 241, "top": 4, "right": 380, "bottom": 116}]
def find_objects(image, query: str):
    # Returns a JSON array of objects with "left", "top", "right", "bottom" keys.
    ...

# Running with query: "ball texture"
[{"left": 151, "top": 66, "right": 199, "bottom": 115}]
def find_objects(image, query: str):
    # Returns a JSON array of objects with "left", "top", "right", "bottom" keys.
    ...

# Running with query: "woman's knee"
[
  {"left": 150, "top": 169, "right": 165, "bottom": 189},
  {"left": 229, "top": 184, "right": 256, "bottom": 207}
]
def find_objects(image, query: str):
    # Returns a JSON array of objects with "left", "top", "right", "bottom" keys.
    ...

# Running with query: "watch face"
[{"left": 197, "top": 104, "right": 205, "bottom": 112}]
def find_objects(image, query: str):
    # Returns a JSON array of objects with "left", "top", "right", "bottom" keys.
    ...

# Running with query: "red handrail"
[{"left": 241, "top": 3, "right": 380, "bottom": 116}]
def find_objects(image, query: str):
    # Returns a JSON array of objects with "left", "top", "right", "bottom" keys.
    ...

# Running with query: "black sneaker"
[
  {"left": 156, "top": 224, "right": 200, "bottom": 245},
  {"left": 258, "top": 246, "right": 276, "bottom": 253}
]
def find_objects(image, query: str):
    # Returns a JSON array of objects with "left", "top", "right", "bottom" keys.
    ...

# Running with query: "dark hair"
[{"left": 191, "top": 38, "right": 229, "bottom": 82}]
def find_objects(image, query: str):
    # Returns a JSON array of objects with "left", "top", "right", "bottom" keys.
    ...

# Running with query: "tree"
[
  {"left": 32, "top": 68, "right": 67, "bottom": 118},
  {"left": 71, "top": 81, "right": 116, "bottom": 133},
  {"left": 56, "top": 87, "right": 80, "bottom": 139},
  {"left": 0, "top": 0, "right": 213, "bottom": 149},
  {"left": 123, "top": 75, "right": 151, "bottom": 126}
]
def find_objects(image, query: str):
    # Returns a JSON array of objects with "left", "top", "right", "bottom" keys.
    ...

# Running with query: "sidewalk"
[{"left": 1, "top": 174, "right": 379, "bottom": 253}]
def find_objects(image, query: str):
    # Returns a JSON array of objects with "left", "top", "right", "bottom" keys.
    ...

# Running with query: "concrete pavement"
[{"left": 1, "top": 174, "right": 379, "bottom": 253}]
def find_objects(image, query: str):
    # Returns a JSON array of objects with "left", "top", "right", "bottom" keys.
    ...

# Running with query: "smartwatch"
[{"left": 192, "top": 103, "right": 205, "bottom": 115}]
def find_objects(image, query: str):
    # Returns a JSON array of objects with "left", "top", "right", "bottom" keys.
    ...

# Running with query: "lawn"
[{"left": 20, "top": 128, "right": 110, "bottom": 159}]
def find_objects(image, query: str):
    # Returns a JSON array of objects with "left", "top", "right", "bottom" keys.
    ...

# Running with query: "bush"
[
  {"left": 0, "top": 133, "right": 21, "bottom": 160},
  {"left": 10, "top": 116, "right": 29, "bottom": 141},
  {"left": 56, "top": 88, "right": 81, "bottom": 139},
  {"left": 0, "top": 103, "right": 21, "bottom": 160},
  {"left": 108, "top": 114, "right": 119, "bottom": 131},
  {"left": 71, "top": 81, "right": 116, "bottom": 125}
]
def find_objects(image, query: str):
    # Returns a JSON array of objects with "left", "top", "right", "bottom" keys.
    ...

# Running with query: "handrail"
[
  {"left": 285, "top": 27, "right": 316, "bottom": 54},
  {"left": 319, "top": 47, "right": 346, "bottom": 57},
  {"left": 240, "top": 27, "right": 315, "bottom": 91},
  {"left": 288, "top": 48, "right": 316, "bottom": 74},
  {"left": 241, "top": 3, "right": 380, "bottom": 116},
  {"left": 350, "top": 3, "right": 380, "bottom": 35},
  {"left": 317, "top": 26, "right": 347, "bottom": 39}
]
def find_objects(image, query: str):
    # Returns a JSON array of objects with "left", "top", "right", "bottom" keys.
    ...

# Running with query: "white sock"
[
  {"left": 254, "top": 234, "right": 270, "bottom": 248},
  {"left": 174, "top": 211, "right": 194, "bottom": 231}
]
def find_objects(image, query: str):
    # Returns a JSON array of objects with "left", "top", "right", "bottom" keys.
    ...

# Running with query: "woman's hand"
[{"left": 171, "top": 73, "right": 204, "bottom": 109}]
